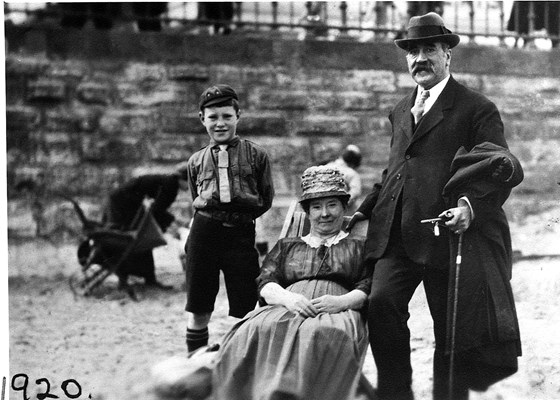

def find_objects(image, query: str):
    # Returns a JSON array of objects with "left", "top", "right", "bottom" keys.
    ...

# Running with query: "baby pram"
[{"left": 66, "top": 196, "right": 167, "bottom": 300}]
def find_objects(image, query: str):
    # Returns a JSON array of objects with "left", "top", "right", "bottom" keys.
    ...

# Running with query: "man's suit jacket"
[{"left": 357, "top": 76, "right": 509, "bottom": 268}]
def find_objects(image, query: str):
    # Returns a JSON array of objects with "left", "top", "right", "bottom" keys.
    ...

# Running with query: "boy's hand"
[{"left": 345, "top": 211, "right": 367, "bottom": 232}]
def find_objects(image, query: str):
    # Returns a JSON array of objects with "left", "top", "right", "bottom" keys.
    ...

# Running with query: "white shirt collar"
[
  {"left": 415, "top": 75, "right": 450, "bottom": 115},
  {"left": 302, "top": 230, "right": 349, "bottom": 248}
]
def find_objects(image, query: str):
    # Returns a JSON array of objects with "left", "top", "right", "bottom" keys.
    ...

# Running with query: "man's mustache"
[{"left": 413, "top": 64, "right": 432, "bottom": 74}]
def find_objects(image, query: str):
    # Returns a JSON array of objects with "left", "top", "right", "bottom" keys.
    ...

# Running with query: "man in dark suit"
[{"left": 348, "top": 12, "right": 521, "bottom": 400}]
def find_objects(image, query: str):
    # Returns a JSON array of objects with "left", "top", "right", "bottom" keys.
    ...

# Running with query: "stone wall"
[{"left": 5, "top": 26, "right": 560, "bottom": 245}]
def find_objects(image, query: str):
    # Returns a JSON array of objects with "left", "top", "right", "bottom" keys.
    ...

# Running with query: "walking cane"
[
  {"left": 421, "top": 213, "right": 461, "bottom": 399},
  {"left": 448, "top": 232, "right": 463, "bottom": 400}
]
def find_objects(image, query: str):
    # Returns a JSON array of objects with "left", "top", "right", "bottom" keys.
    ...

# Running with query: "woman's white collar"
[{"left": 302, "top": 230, "right": 349, "bottom": 248}]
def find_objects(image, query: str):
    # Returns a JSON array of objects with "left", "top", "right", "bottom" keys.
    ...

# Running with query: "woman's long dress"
[{"left": 211, "top": 235, "right": 372, "bottom": 400}]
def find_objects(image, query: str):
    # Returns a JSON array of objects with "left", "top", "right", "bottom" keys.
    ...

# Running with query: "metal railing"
[{"left": 4, "top": 2, "right": 560, "bottom": 49}]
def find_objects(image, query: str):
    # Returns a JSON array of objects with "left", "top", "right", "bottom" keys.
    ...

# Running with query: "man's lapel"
[
  {"left": 398, "top": 90, "right": 417, "bottom": 142},
  {"left": 411, "top": 77, "right": 457, "bottom": 144}
]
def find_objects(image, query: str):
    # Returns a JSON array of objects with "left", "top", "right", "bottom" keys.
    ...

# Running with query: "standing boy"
[{"left": 184, "top": 84, "right": 275, "bottom": 353}]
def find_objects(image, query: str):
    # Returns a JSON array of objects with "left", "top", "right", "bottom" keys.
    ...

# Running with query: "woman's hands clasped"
[
  {"left": 285, "top": 293, "right": 319, "bottom": 318},
  {"left": 311, "top": 295, "right": 347, "bottom": 314},
  {"left": 286, "top": 293, "right": 349, "bottom": 318}
]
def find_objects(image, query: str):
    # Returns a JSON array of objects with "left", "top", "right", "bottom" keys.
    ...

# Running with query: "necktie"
[
  {"left": 217, "top": 144, "right": 231, "bottom": 203},
  {"left": 412, "top": 90, "right": 430, "bottom": 124}
]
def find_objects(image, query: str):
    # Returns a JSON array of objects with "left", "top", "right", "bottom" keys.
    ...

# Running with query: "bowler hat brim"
[{"left": 395, "top": 33, "right": 460, "bottom": 50}]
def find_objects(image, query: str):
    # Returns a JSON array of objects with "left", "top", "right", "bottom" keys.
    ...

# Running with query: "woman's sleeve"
[
  {"left": 351, "top": 241, "right": 373, "bottom": 295},
  {"left": 256, "top": 240, "right": 285, "bottom": 293}
]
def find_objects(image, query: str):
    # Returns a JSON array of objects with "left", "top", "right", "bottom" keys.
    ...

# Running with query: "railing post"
[
  {"left": 527, "top": 1, "right": 536, "bottom": 48},
  {"left": 234, "top": 2, "right": 243, "bottom": 29},
  {"left": 339, "top": 1, "right": 348, "bottom": 35},
  {"left": 498, "top": 1, "right": 506, "bottom": 47},
  {"left": 468, "top": 1, "right": 476, "bottom": 44},
  {"left": 271, "top": 1, "right": 278, "bottom": 31}
]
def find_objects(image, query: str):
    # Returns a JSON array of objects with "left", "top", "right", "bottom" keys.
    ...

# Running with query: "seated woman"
[{"left": 203, "top": 165, "right": 373, "bottom": 400}]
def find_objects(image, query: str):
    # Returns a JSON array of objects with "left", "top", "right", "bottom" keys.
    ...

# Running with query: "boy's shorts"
[{"left": 184, "top": 212, "right": 260, "bottom": 318}]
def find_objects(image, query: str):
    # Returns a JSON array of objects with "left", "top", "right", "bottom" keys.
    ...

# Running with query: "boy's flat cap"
[{"left": 199, "top": 84, "right": 238, "bottom": 110}]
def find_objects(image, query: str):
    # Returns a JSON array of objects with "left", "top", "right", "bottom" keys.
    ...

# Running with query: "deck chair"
[{"left": 69, "top": 200, "right": 167, "bottom": 300}]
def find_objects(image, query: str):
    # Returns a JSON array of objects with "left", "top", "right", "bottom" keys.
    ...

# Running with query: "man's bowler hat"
[
  {"left": 395, "top": 12, "right": 460, "bottom": 50},
  {"left": 199, "top": 84, "right": 239, "bottom": 110}
]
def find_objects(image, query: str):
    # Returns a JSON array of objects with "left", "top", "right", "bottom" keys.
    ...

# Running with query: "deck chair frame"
[{"left": 69, "top": 201, "right": 167, "bottom": 299}]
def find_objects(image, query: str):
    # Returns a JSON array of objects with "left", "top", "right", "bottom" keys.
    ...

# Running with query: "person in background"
[
  {"left": 347, "top": 12, "right": 522, "bottom": 400},
  {"left": 326, "top": 144, "right": 363, "bottom": 213},
  {"left": 102, "top": 165, "right": 190, "bottom": 291},
  {"left": 507, "top": 1, "right": 559, "bottom": 48},
  {"left": 58, "top": 2, "right": 122, "bottom": 30},
  {"left": 184, "top": 84, "right": 274, "bottom": 353},
  {"left": 132, "top": 2, "right": 168, "bottom": 32},
  {"left": 14, "top": 171, "right": 47, "bottom": 237},
  {"left": 198, "top": 2, "right": 235, "bottom": 35}
]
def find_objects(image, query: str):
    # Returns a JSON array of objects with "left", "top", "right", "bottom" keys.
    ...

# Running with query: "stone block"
[
  {"left": 482, "top": 75, "right": 560, "bottom": 97},
  {"left": 247, "top": 136, "right": 312, "bottom": 195},
  {"left": 158, "top": 105, "right": 191, "bottom": 134},
  {"left": 395, "top": 72, "right": 416, "bottom": 90},
  {"left": 343, "top": 70, "right": 396, "bottom": 92},
  {"left": 309, "top": 137, "right": 343, "bottom": 165},
  {"left": 168, "top": 65, "right": 210, "bottom": 81},
  {"left": 27, "top": 78, "right": 66, "bottom": 103},
  {"left": 255, "top": 90, "right": 308, "bottom": 110},
  {"left": 73, "top": 107, "right": 103, "bottom": 133},
  {"left": 44, "top": 109, "right": 78, "bottom": 133},
  {"left": 211, "top": 65, "right": 244, "bottom": 89},
  {"left": 378, "top": 92, "right": 405, "bottom": 113},
  {"left": 119, "top": 81, "right": 190, "bottom": 107},
  {"left": 5, "top": 74, "right": 27, "bottom": 104},
  {"left": 6, "top": 106, "right": 41, "bottom": 132},
  {"left": 49, "top": 61, "right": 87, "bottom": 81},
  {"left": 506, "top": 119, "right": 560, "bottom": 140},
  {"left": 301, "top": 41, "right": 403, "bottom": 72},
  {"left": 507, "top": 140, "right": 560, "bottom": 195},
  {"left": 296, "top": 115, "right": 361, "bottom": 136},
  {"left": 35, "top": 133, "right": 80, "bottom": 165},
  {"left": 340, "top": 91, "right": 378, "bottom": 111},
  {"left": 76, "top": 81, "right": 113, "bottom": 105},
  {"left": 124, "top": 63, "right": 166, "bottom": 82},
  {"left": 146, "top": 134, "right": 207, "bottom": 162},
  {"left": 5, "top": 55, "right": 50, "bottom": 76},
  {"left": 82, "top": 135, "right": 145, "bottom": 162},
  {"left": 362, "top": 116, "right": 392, "bottom": 138},
  {"left": 98, "top": 109, "right": 157, "bottom": 136},
  {"left": 67, "top": 165, "right": 123, "bottom": 195},
  {"left": 179, "top": 115, "right": 207, "bottom": 135},
  {"left": 492, "top": 97, "right": 526, "bottom": 119},
  {"left": 242, "top": 67, "right": 283, "bottom": 87},
  {"left": 453, "top": 73, "right": 483, "bottom": 91},
  {"left": 239, "top": 113, "right": 287, "bottom": 136}
]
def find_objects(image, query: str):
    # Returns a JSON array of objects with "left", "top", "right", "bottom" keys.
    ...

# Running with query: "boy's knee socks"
[{"left": 186, "top": 327, "right": 209, "bottom": 353}]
